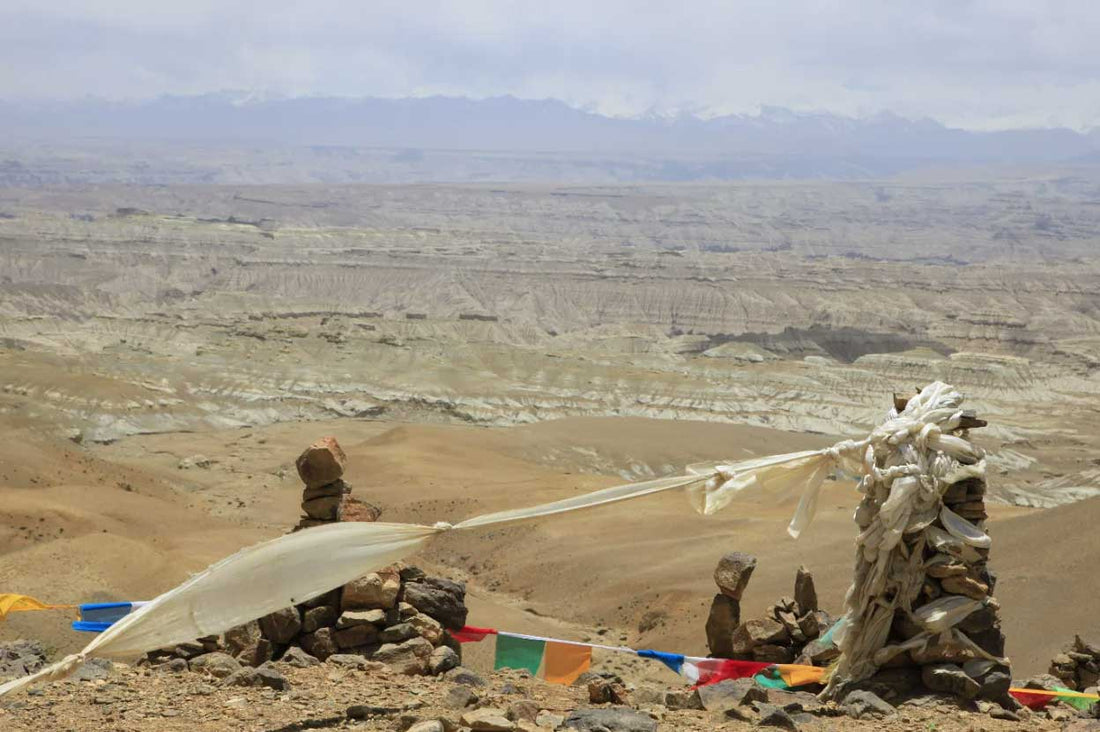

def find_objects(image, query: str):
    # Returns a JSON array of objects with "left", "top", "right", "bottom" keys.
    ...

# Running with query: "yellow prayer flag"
[
  {"left": 0, "top": 594, "right": 73, "bottom": 620},
  {"left": 543, "top": 641, "right": 591, "bottom": 685}
]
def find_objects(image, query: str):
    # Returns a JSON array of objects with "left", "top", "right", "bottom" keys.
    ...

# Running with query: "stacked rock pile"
[
  {"left": 704, "top": 553, "right": 836, "bottom": 667},
  {"left": 148, "top": 437, "right": 467, "bottom": 680},
  {"left": 148, "top": 561, "right": 468, "bottom": 679},
  {"left": 1049, "top": 636, "right": 1100, "bottom": 691},
  {"left": 293, "top": 436, "right": 380, "bottom": 530}
]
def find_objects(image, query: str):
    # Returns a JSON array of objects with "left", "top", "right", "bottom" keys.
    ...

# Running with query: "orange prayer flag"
[
  {"left": 543, "top": 641, "right": 591, "bottom": 685},
  {"left": 776, "top": 663, "right": 828, "bottom": 688}
]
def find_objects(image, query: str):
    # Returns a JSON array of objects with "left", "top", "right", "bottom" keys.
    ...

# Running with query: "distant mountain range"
[
  {"left": 2, "top": 94, "right": 1099, "bottom": 183},
  {"left": 4, "top": 93, "right": 1099, "bottom": 161}
]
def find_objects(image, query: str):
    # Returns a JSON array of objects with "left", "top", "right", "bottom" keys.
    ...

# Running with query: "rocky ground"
[{"left": 3, "top": 650, "right": 1096, "bottom": 732}]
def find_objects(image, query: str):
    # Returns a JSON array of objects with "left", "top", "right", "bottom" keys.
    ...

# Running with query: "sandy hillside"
[{"left": 3, "top": 414, "right": 1095, "bottom": 679}]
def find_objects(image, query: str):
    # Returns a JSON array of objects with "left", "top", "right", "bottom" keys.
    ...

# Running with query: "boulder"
[
  {"left": 373, "top": 637, "right": 433, "bottom": 675},
  {"left": 506, "top": 699, "right": 540, "bottom": 723},
  {"left": 705, "top": 594, "right": 740, "bottom": 658},
  {"left": 445, "top": 684, "right": 479, "bottom": 708},
  {"left": 753, "top": 644, "right": 795, "bottom": 663},
  {"left": 714, "top": 552, "right": 757, "bottom": 600},
  {"left": 342, "top": 567, "right": 402, "bottom": 611},
  {"left": 793, "top": 566, "right": 818, "bottom": 614},
  {"left": 295, "top": 436, "right": 347, "bottom": 489},
  {"left": 561, "top": 708, "right": 658, "bottom": 731},
  {"left": 189, "top": 652, "right": 240, "bottom": 679},
  {"left": 259, "top": 607, "right": 302, "bottom": 644},
  {"left": 800, "top": 636, "right": 839, "bottom": 665},
  {"left": 403, "top": 577, "right": 468, "bottom": 629},
  {"left": 922, "top": 663, "right": 981, "bottom": 700}
]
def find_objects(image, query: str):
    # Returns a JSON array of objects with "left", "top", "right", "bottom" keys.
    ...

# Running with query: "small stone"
[
  {"left": 406, "top": 722, "right": 445, "bottom": 732},
  {"left": 373, "top": 637, "right": 433, "bottom": 675},
  {"left": 989, "top": 706, "right": 1021, "bottom": 721},
  {"left": 301, "top": 605, "right": 338, "bottom": 633},
  {"left": 279, "top": 647, "right": 320, "bottom": 668},
  {"left": 445, "top": 685, "right": 479, "bottom": 708},
  {"left": 408, "top": 613, "right": 445, "bottom": 645},
  {"left": 922, "top": 663, "right": 981, "bottom": 700},
  {"left": 429, "top": 646, "right": 460, "bottom": 675},
  {"left": 339, "top": 495, "right": 382, "bottom": 522},
  {"left": 460, "top": 708, "right": 515, "bottom": 731},
  {"left": 697, "top": 678, "right": 767, "bottom": 711},
  {"left": 296, "top": 436, "right": 347, "bottom": 489},
  {"left": 302, "top": 479, "right": 349, "bottom": 501},
  {"left": 256, "top": 664, "right": 289, "bottom": 690},
  {"left": 588, "top": 678, "right": 629, "bottom": 704},
  {"left": 506, "top": 700, "right": 540, "bottom": 722},
  {"left": 342, "top": 568, "right": 402, "bottom": 611},
  {"left": 714, "top": 552, "right": 757, "bottom": 600},
  {"left": 334, "top": 623, "right": 380, "bottom": 649},
  {"left": 842, "top": 690, "right": 896, "bottom": 719},
  {"left": 753, "top": 644, "right": 794, "bottom": 663},
  {"left": 300, "top": 627, "right": 339, "bottom": 660},
  {"left": 536, "top": 710, "right": 565, "bottom": 729},
  {"left": 380, "top": 622, "right": 420, "bottom": 644},
  {"left": 337, "top": 609, "right": 387, "bottom": 628},
  {"left": 663, "top": 687, "right": 703, "bottom": 710},
  {"left": 756, "top": 703, "right": 800, "bottom": 730},
  {"left": 221, "top": 666, "right": 261, "bottom": 687},
  {"left": 793, "top": 566, "right": 818, "bottom": 613},
  {"left": 705, "top": 594, "right": 741, "bottom": 658},
  {"left": 162, "top": 657, "right": 188, "bottom": 673},
  {"left": 445, "top": 666, "right": 488, "bottom": 687},
  {"left": 189, "top": 652, "right": 241, "bottom": 679},
  {"left": 979, "top": 670, "right": 1012, "bottom": 701},
  {"left": 561, "top": 708, "right": 658, "bottom": 731},
  {"left": 259, "top": 606, "right": 302, "bottom": 644},
  {"left": 301, "top": 494, "right": 342, "bottom": 520},
  {"left": 731, "top": 617, "right": 789, "bottom": 653}
]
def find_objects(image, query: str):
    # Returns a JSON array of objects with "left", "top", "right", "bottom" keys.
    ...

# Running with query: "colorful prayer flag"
[
  {"left": 637, "top": 650, "right": 772, "bottom": 686},
  {"left": 1009, "top": 687, "right": 1099, "bottom": 711},
  {"left": 0, "top": 594, "right": 74, "bottom": 620},
  {"left": 453, "top": 626, "right": 497, "bottom": 643},
  {"left": 543, "top": 642, "right": 591, "bottom": 685},
  {"left": 494, "top": 634, "right": 546, "bottom": 675}
]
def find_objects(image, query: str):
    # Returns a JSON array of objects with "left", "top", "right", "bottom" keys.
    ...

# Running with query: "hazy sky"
[{"left": 2, "top": 0, "right": 1098, "bottom": 131}]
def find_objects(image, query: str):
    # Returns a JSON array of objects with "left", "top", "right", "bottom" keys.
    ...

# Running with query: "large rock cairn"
[
  {"left": 704, "top": 390, "right": 1015, "bottom": 711},
  {"left": 148, "top": 437, "right": 467, "bottom": 680},
  {"left": 705, "top": 554, "right": 837, "bottom": 667}
]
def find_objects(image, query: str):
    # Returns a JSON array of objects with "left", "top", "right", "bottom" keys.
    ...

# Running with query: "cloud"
[{"left": 1, "top": 0, "right": 1098, "bottom": 130}]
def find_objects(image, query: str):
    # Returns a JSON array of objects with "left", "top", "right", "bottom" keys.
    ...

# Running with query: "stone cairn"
[
  {"left": 705, "top": 554, "right": 837, "bottom": 668},
  {"left": 1049, "top": 636, "right": 1100, "bottom": 692},
  {"left": 147, "top": 437, "right": 467, "bottom": 682},
  {"left": 293, "top": 436, "right": 381, "bottom": 530},
  {"left": 704, "top": 395, "right": 1016, "bottom": 710}
]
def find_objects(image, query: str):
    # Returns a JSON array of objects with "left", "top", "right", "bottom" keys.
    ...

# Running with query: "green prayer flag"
[{"left": 494, "top": 634, "right": 545, "bottom": 674}]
